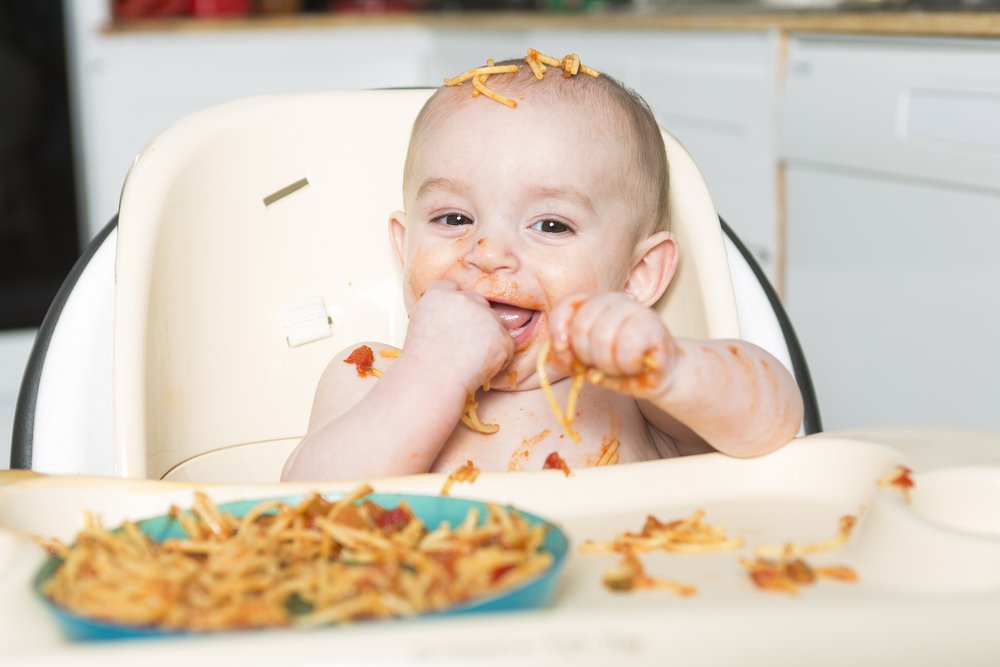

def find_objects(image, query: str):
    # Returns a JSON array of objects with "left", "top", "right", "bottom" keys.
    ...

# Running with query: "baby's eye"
[
  {"left": 432, "top": 213, "right": 473, "bottom": 227},
  {"left": 531, "top": 219, "right": 572, "bottom": 235}
]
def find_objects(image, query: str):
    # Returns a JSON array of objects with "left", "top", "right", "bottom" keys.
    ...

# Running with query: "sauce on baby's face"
[{"left": 397, "top": 92, "right": 642, "bottom": 390}]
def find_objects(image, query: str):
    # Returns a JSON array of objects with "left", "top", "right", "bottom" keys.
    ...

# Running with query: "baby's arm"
[
  {"left": 282, "top": 281, "right": 513, "bottom": 481},
  {"left": 548, "top": 292, "right": 804, "bottom": 458}
]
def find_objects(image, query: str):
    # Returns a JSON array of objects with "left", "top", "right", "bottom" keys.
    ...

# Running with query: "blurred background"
[{"left": 2, "top": 0, "right": 999, "bottom": 468}]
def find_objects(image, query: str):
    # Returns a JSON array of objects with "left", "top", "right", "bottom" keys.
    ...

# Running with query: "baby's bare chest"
[{"left": 429, "top": 384, "right": 663, "bottom": 474}]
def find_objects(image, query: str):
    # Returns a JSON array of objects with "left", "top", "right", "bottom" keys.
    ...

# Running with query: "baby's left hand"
[{"left": 547, "top": 292, "right": 681, "bottom": 398}]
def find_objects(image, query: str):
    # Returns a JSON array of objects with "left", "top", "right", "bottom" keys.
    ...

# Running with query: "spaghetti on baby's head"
[{"left": 404, "top": 55, "right": 670, "bottom": 240}]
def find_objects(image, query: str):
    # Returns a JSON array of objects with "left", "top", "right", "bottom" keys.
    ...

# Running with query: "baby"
[{"left": 282, "top": 53, "right": 804, "bottom": 481}]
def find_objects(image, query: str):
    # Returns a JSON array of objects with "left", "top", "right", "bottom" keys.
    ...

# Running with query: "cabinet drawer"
[{"left": 781, "top": 36, "right": 1000, "bottom": 192}]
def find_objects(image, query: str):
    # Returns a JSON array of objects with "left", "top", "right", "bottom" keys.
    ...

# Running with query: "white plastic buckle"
[{"left": 282, "top": 296, "right": 332, "bottom": 348}]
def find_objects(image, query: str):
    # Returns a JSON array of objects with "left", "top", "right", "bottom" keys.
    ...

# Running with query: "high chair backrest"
[{"left": 113, "top": 89, "right": 739, "bottom": 482}]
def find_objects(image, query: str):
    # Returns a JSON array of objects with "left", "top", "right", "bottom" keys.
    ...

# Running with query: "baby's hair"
[{"left": 404, "top": 57, "right": 670, "bottom": 235}]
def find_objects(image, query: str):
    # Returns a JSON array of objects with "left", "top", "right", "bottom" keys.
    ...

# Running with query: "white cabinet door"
[
  {"left": 782, "top": 36, "right": 1000, "bottom": 431},
  {"left": 626, "top": 31, "right": 782, "bottom": 284},
  {"left": 786, "top": 163, "right": 1000, "bottom": 430}
]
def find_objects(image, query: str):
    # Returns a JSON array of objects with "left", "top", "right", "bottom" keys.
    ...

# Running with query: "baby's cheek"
[
  {"left": 405, "top": 249, "right": 454, "bottom": 305},
  {"left": 540, "top": 263, "right": 601, "bottom": 305}
]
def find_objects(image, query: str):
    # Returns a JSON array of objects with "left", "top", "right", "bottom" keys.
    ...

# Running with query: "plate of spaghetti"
[{"left": 33, "top": 485, "right": 568, "bottom": 640}]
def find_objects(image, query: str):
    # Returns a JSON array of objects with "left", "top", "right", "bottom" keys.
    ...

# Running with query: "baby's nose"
[{"left": 463, "top": 234, "right": 519, "bottom": 274}]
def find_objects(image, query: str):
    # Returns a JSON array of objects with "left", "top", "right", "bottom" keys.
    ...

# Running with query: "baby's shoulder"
[{"left": 308, "top": 341, "right": 400, "bottom": 430}]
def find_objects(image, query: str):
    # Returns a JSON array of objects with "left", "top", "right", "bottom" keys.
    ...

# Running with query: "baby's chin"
[{"left": 486, "top": 348, "right": 550, "bottom": 393}]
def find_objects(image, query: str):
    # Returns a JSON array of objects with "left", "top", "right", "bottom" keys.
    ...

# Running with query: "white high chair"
[{"left": 11, "top": 89, "right": 820, "bottom": 482}]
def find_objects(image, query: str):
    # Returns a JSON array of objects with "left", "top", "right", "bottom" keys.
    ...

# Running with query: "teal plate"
[{"left": 34, "top": 492, "right": 569, "bottom": 641}]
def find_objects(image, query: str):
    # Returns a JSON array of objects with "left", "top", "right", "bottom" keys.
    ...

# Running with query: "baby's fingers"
[
  {"left": 604, "top": 310, "right": 658, "bottom": 377},
  {"left": 566, "top": 297, "right": 629, "bottom": 373},
  {"left": 579, "top": 302, "right": 666, "bottom": 379},
  {"left": 552, "top": 293, "right": 675, "bottom": 396},
  {"left": 547, "top": 293, "right": 593, "bottom": 368}
]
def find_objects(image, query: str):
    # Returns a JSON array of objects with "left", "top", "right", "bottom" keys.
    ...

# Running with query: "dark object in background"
[
  {"left": 327, "top": 0, "right": 416, "bottom": 10},
  {"left": 421, "top": 0, "right": 538, "bottom": 10},
  {"left": 112, "top": 0, "right": 194, "bottom": 19},
  {"left": 113, "top": 0, "right": 258, "bottom": 17},
  {"left": 191, "top": 0, "right": 253, "bottom": 15},
  {"left": 255, "top": 0, "right": 305, "bottom": 12},
  {"left": 0, "top": 1, "right": 80, "bottom": 330}
]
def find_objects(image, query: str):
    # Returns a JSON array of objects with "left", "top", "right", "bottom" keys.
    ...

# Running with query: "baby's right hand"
[
  {"left": 402, "top": 280, "right": 515, "bottom": 395},
  {"left": 547, "top": 291, "right": 680, "bottom": 400}
]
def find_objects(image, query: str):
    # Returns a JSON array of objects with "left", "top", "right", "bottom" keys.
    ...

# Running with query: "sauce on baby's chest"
[{"left": 430, "top": 383, "right": 662, "bottom": 474}]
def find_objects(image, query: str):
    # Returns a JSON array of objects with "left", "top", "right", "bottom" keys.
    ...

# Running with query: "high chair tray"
[{"left": 3, "top": 427, "right": 1000, "bottom": 665}]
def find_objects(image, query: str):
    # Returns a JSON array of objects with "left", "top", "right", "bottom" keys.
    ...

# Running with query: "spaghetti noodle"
[
  {"left": 460, "top": 390, "right": 499, "bottom": 435},
  {"left": 602, "top": 552, "right": 696, "bottom": 597},
  {"left": 595, "top": 438, "right": 620, "bottom": 466},
  {"left": 536, "top": 340, "right": 658, "bottom": 444},
  {"left": 580, "top": 509, "right": 744, "bottom": 555},
  {"left": 524, "top": 48, "right": 600, "bottom": 79},
  {"left": 440, "top": 460, "right": 481, "bottom": 496},
  {"left": 580, "top": 510, "right": 737, "bottom": 597},
  {"left": 744, "top": 515, "right": 859, "bottom": 594},
  {"left": 444, "top": 60, "right": 519, "bottom": 108},
  {"left": 536, "top": 340, "right": 582, "bottom": 443},
  {"left": 444, "top": 49, "right": 600, "bottom": 108},
  {"left": 878, "top": 465, "right": 915, "bottom": 503},
  {"left": 752, "top": 515, "right": 856, "bottom": 559},
  {"left": 741, "top": 549, "right": 858, "bottom": 595}
]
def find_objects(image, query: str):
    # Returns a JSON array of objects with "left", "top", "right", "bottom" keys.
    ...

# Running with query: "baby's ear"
[
  {"left": 624, "top": 231, "right": 678, "bottom": 307},
  {"left": 388, "top": 211, "right": 407, "bottom": 268}
]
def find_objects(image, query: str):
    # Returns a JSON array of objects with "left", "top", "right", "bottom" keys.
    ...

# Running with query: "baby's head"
[
  {"left": 403, "top": 57, "right": 669, "bottom": 237},
  {"left": 390, "top": 53, "right": 678, "bottom": 389}
]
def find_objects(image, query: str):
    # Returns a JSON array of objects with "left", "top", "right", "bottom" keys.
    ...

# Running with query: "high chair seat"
[{"left": 11, "top": 89, "right": 819, "bottom": 481}]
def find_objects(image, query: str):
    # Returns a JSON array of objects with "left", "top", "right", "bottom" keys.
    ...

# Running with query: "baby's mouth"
[{"left": 490, "top": 302, "right": 541, "bottom": 348}]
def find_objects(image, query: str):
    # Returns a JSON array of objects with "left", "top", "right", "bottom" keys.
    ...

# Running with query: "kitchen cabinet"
[{"left": 781, "top": 35, "right": 1000, "bottom": 431}]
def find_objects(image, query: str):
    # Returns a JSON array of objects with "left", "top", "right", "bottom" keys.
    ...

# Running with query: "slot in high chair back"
[{"left": 113, "top": 89, "right": 738, "bottom": 482}]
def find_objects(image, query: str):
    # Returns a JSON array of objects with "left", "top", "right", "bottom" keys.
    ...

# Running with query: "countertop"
[{"left": 102, "top": 7, "right": 1000, "bottom": 38}]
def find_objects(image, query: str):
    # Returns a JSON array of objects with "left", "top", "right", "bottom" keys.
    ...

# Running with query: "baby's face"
[{"left": 393, "top": 91, "right": 644, "bottom": 390}]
